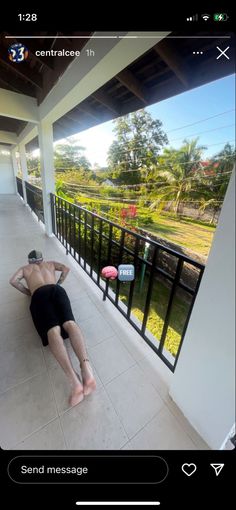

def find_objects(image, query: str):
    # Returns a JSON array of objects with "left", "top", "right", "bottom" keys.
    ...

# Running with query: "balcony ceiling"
[{"left": 0, "top": 31, "right": 234, "bottom": 151}]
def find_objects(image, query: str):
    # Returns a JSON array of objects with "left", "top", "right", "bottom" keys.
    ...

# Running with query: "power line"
[
  {"left": 90, "top": 112, "right": 235, "bottom": 155},
  {"left": 94, "top": 136, "right": 235, "bottom": 158},
  {"left": 26, "top": 132, "right": 235, "bottom": 167},
  {"left": 74, "top": 190, "right": 141, "bottom": 202},
  {"left": 165, "top": 110, "right": 235, "bottom": 133},
  {"left": 27, "top": 165, "right": 234, "bottom": 196},
  {"left": 26, "top": 116, "right": 235, "bottom": 162},
  {"left": 64, "top": 171, "right": 231, "bottom": 199},
  {"left": 110, "top": 111, "right": 234, "bottom": 139},
  {"left": 95, "top": 154, "right": 235, "bottom": 175},
  {"left": 61, "top": 169, "right": 233, "bottom": 190},
  {"left": 50, "top": 148, "right": 235, "bottom": 174},
  {"left": 169, "top": 124, "right": 235, "bottom": 143},
  {"left": 27, "top": 156, "right": 234, "bottom": 194},
  {"left": 96, "top": 142, "right": 235, "bottom": 169},
  {"left": 73, "top": 188, "right": 224, "bottom": 205}
]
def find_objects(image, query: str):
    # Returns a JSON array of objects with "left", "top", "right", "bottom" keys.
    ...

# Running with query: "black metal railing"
[
  {"left": 25, "top": 182, "right": 44, "bottom": 223},
  {"left": 51, "top": 194, "right": 205, "bottom": 372},
  {"left": 16, "top": 176, "right": 23, "bottom": 199}
]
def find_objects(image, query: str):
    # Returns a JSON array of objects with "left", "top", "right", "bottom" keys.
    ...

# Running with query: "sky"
[{"left": 56, "top": 74, "right": 235, "bottom": 168}]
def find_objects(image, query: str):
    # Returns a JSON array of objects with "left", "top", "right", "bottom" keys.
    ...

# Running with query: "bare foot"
[
  {"left": 81, "top": 361, "right": 96, "bottom": 396},
  {"left": 69, "top": 382, "right": 84, "bottom": 407}
]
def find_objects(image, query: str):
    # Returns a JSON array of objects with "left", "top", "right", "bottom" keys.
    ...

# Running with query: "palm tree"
[
  {"left": 55, "top": 180, "right": 73, "bottom": 203},
  {"left": 196, "top": 143, "right": 235, "bottom": 223},
  {"left": 213, "top": 142, "right": 235, "bottom": 175},
  {"left": 150, "top": 138, "right": 207, "bottom": 214}
]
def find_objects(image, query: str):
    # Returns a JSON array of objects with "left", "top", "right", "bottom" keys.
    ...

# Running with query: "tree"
[
  {"left": 213, "top": 142, "right": 235, "bottom": 170},
  {"left": 197, "top": 143, "right": 235, "bottom": 223},
  {"left": 55, "top": 180, "right": 68, "bottom": 199},
  {"left": 26, "top": 152, "right": 40, "bottom": 176},
  {"left": 150, "top": 138, "right": 207, "bottom": 214},
  {"left": 107, "top": 110, "right": 168, "bottom": 184},
  {"left": 54, "top": 141, "right": 90, "bottom": 171}
]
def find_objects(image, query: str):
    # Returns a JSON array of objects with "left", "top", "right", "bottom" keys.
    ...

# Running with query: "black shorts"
[{"left": 29, "top": 284, "right": 75, "bottom": 346}]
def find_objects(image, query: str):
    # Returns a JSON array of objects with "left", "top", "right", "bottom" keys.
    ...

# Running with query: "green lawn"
[
  {"left": 72, "top": 193, "right": 216, "bottom": 258},
  {"left": 110, "top": 275, "right": 191, "bottom": 357},
  {"left": 138, "top": 213, "right": 216, "bottom": 257}
]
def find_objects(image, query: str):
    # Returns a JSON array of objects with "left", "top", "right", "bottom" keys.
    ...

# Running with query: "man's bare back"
[
  {"left": 24, "top": 262, "right": 59, "bottom": 295},
  {"left": 9, "top": 261, "right": 70, "bottom": 296}
]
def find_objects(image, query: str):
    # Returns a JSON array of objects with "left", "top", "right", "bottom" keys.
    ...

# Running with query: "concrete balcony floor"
[{"left": 0, "top": 195, "right": 209, "bottom": 450}]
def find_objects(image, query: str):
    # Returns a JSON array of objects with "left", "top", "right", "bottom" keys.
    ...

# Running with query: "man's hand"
[
  {"left": 9, "top": 267, "right": 31, "bottom": 296},
  {"left": 53, "top": 261, "right": 70, "bottom": 285}
]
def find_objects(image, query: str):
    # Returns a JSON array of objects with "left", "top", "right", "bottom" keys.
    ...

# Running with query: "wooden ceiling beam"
[
  {"left": 53, "top": 128, "right": 68, "bottom": 141},
  {"left": 63, "top": 111, "right": 83, "bottom": 124},
  {"left": 0, "top": 69, "right": 35, "bottom": 96},
  {"left": 53, "top": 122, "right": 69, "bottom": 140},
  {"left": 116, "top": 69, "right": 148, "bottom": 104},
  {"left": 24, "top": 44, "right": 54, "bottom": 70},
  {"left": 37, "top": 33, "right": 92, "bottom": 104},
  {"left": 153, "top": 40, "right": 189, "bottom": 88},
  {"left": 25, "top": 138, "right": 38, "bottom": 152},
  {"left": 55, "top": 117, "right": 81, "bottom": 134},
  {"left": 60, "top": 32, "right": 92, "bottom": 51},
  {"left": 0, "top": 51, "right": 43, "bottom": 89},
  {"left": 0, "top": 117, "right": 20, "bottom": 131},
  {"left": 76, "top": 103, "right": 101, "bottom": 121},
  {"left": 0, "top": 77, "right": 20, "bottom": 94},
  {"left": 54, "top": 116, "right": 98, "bottom": 142},
  {"left": 92, "top": 89, "right": 120, "bottom": 114}
]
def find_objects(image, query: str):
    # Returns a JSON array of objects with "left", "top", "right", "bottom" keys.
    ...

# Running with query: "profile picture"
[{"left": 8, "top": 43, "right": 29, "bottom": 63}]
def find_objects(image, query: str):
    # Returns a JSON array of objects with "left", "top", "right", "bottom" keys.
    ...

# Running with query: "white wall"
[
  {"left": 170, "top": 170, "right": 235, "bottom": 449},
  {"left": 0, "top": 147, "right": 15, "bottom": 194}
]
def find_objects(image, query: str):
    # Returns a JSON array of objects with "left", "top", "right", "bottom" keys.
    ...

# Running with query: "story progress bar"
[{"left": 75, "top": 503, "right": 161, "bottom": 506}]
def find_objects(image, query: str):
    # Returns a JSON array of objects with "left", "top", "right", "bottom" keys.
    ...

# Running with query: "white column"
[
  {"left": 169, "top": 170, "right": 235, "bottom": 449},
  {"left": 38, "top": 120, "right": 55, "bottom": 236},
  {"left": 19, "top": 143, "right": 28, "bottom": 204},
  {"left": 11, "top": 148, "right": 18, "bottom": 194}
]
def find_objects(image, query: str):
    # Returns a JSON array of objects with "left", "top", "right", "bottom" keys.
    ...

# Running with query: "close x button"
[{"left": 8, "top": 455, "right": 169, "bottom": 484}]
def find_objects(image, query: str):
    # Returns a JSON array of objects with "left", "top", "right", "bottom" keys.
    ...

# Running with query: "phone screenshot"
[{"left": 0, "top": 6, "right": 235, "bottom": 508}]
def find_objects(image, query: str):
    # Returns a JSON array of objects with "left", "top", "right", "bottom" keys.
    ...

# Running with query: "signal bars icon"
[{"left": 186, "top": 14, "right": 198, "bottom": 21}]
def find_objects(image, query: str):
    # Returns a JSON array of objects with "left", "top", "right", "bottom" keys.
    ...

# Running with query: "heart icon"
[{"left": 181, "top": 463, "right": 197, "bottom": 476}]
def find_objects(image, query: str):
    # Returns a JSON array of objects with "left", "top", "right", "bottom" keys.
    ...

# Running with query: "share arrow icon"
[{"left": 210, "top": 464, "right": 224, "bottom": 476}]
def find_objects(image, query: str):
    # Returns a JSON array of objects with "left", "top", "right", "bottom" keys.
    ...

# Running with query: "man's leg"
[
  {"left": 47, "top": 325, "right": 84, "bottom": 406},
  {"left": 63, "top": 320, "right": 96, "bottom": 396}
]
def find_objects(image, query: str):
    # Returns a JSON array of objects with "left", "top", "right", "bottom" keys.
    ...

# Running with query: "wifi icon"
[{"left": 202, "top": 13, "right": 210, "bottom": 21}]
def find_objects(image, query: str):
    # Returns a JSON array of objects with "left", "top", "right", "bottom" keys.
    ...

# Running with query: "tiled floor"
[{"left": 0, "top": 195, "right": 210, "bottom": 450}]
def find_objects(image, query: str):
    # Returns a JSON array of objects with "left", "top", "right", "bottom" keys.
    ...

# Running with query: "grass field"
[
  {"left": 74, "top": 194, "right": 216, "bottom": 257},
  {"left": 110, "top": 275, "right": 190, "bottom": 357},
  {"left": 139, "top": 213, "right": 216, "bottom": 257}
]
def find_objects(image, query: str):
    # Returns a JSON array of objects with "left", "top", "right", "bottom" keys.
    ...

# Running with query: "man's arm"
[
  {"left": 9, "top": 267, "right": 31, "bottom": 296},
  {"left": 53, "top": 261, "right": 70, "bottom": 285}
]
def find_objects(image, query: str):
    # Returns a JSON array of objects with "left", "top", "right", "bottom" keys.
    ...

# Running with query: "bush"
[{"left": 139, "top": 215, "right": 154, "bottom": 226}]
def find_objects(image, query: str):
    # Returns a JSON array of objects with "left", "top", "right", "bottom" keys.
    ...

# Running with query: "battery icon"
[{"left": 214, "top": 13, "right": 229, "bottom": 21}]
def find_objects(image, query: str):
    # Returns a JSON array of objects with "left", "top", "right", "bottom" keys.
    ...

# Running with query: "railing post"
[
  {"left": 139, "top": 237, "right": 150, "bottom": 293},
  {"left": 50, "top": 193, "right": 56, "bottom": 235},
  {"left": 19, "top": 144, "right": 28, "bottom": 205}
]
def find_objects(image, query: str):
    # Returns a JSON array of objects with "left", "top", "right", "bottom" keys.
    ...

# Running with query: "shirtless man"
[{"left": 9, "top": 249, "right": 96, "bottom": 407}]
